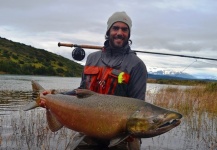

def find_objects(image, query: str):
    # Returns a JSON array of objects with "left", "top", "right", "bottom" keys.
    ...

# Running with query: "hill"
[{"left": 0, "top": 37, "right": 83, "bottom": 77}]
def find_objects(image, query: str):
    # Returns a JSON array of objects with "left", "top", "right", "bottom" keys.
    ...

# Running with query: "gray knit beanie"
[{"left": 106, "top": 11, "right": 132, "bottom": 37}]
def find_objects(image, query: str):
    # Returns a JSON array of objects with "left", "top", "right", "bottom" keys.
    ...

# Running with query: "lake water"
[
  {"left": 0, "top": 75, "right": 213, "bottom": 150},
  {"left": 0, "top": 75, "right": 82, "bottom": 91}
]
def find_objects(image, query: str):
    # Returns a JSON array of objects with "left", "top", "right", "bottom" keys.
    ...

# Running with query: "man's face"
[{"left": 108, "top": 22, "right": 130, "bottom": 48}]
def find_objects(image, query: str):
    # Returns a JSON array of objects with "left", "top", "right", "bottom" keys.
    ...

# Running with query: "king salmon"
[{"left": 23, "top": 81, "right": 182, "bottom": 147}]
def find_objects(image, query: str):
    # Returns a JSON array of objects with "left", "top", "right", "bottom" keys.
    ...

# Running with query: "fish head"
[{"left": 126, "top": 104, "right": 182, "bottom": 138}]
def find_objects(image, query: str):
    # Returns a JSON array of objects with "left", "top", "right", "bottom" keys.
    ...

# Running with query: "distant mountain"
[
  {"left": 148, "top": 69, "right": 217, "bottom": 81},
  {"left": 148, "top": 69, "right": 195, "bottom": 79},
  {"left": 0, "top": 37, "right": 83, "bottom": 76}
]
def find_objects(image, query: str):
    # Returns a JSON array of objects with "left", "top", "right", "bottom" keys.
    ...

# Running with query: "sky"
[{"left": 1, "top": 0, "right": 217, "bottom": 79}]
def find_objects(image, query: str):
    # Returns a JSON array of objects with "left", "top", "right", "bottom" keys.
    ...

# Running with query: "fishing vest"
[{"left": 83, "top": 66, "right": 130, "bottom": 96}]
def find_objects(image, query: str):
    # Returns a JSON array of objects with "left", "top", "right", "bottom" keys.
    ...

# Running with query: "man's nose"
[{"left": 117, "top": 29, "right": 124, "bottom": 35}]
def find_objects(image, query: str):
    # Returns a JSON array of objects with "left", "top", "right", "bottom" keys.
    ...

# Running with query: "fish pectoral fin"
[
  {"left": 46, "top": 109, "right": 63, "bottom": 132},
  {"left": 23, "top": 101, "right": 38, "bottom": 111},
  {"left": 108, "top": 133, "right": 130, "bottom": 147}
]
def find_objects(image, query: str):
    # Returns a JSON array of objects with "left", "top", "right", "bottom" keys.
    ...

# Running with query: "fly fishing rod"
[{"left": 58, "top": 42, "right": 217, "bottom": 61}]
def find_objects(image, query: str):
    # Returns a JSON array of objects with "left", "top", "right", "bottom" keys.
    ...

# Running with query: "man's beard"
[{"left": 109, "top": 35, "right": 128, "bottom": 48}]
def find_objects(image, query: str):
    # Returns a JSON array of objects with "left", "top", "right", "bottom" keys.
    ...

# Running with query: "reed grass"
[
  {"left": 0, "top": 108, "right": 77, "bottom": 149},
  {"left": 146, "top": 83, "right": 217, "bottom": 149}
]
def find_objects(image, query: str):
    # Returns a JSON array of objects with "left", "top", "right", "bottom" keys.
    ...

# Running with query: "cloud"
[{"left": 1, "top": 0, "right": 217, "bottom": 77}]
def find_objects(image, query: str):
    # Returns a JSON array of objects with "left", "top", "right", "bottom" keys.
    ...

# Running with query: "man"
[
  {"left": 80, "top": 11, "right": 147, "bottom": 100},
  {"left": 43, "top": 11, "right": 147, "bottom": 150},
  {"left": 77, "top": 11, "right": 148, "bottom": 150}
]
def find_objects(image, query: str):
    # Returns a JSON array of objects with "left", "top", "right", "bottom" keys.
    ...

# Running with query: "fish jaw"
[
  {"left": 126, "top": 106, "right": 182, "bottom": 138},
  {"left": 128, "top": 118, "right": 181, "bottom": 138}
]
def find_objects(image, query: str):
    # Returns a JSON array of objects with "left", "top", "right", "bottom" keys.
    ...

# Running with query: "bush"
[{"left": 0, "top": 61, "right": 21, "bottom": 74}]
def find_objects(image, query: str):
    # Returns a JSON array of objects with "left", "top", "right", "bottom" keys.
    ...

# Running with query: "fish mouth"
[
  {"left": 129, "top": 119, "right": 181, "bottom": 138},
  {"left": 159, "top": 119, "right": 181, "bottom": 128},
  {"left": 149, "top": 112, "right": 182, "bottom": 137},
  {"left": 151, "top": 119, "right": 181, "bottom": 137}
]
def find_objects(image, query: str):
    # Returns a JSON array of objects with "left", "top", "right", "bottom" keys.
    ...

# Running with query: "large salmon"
[{"left": 23, "top": 81, "right": 182, "bottom": 147}]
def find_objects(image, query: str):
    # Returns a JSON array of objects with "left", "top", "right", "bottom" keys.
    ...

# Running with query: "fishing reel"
[{"left": 72, "top": 47, "right": 85, "bottom": 61}]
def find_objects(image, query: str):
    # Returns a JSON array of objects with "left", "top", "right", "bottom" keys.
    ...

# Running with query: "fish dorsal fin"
[
  {"left": 108, "top": 133, "right": 130, "bottom": 147},
  {"left": 75, "top": 89, "right": 96, "bottom": 98},
  {"left": 46, "top": 109, "right": 63, "bottom": 132}
]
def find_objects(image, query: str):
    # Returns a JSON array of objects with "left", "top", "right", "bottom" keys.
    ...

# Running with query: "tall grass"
[
  {"left": 146, "top": 83, "right": 217, "bottom": 149},
  {"left": 0, "top": 109, "right": 78, "bottom": 150}
]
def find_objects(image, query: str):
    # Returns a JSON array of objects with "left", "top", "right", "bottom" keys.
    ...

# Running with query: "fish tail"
[{"left": 23, "top": 80, "right": 45, "bottom": 111}]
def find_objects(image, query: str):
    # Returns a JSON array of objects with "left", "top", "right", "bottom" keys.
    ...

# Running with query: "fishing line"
[
  {"left": 178, "top": 59, "right": 198, "bottom": 74},
  {"left": 147, "top": 59, "right": 198, "bottom": 93}
]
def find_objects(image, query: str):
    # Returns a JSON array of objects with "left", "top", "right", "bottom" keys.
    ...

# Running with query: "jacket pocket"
[{"left": 83, "top": 66, "right": 100, "bottom": 91}]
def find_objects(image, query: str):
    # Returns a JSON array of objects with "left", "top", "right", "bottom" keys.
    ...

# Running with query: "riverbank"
[{"left": 147, "top": 78, "right": 216, "bottom": 86}]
